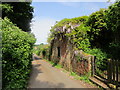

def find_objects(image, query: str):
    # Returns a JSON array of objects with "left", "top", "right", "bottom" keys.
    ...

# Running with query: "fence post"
[
  {"left": 91, "top": 56, "right": 95, "bottom": 76},
  {"left": 116, "top": 59, "right": 118, "bottom": 89},
  {"left": 113, "top": 59, "right": 115, "bottom": 84},
  {"left": 107, "top": 59, "right": 111, "bottom": 83}
]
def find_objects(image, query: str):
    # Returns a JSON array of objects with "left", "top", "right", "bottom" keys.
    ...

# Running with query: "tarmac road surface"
[{"left": 28, "top": 54, "right": 96, "bottom": 88}]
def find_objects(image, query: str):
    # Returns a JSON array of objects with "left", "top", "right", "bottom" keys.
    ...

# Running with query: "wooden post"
[
  {"left": 88, "top": 56, "right": 91, "bottom": 73},
  {"left": 110, "top": 59, "right": 112, "bottom": 83},
  {"left": 107, "top": 59, "right": 111, "bottom": 83},
  {"left": 112, "top": 59, "right": 115, "bottom": 84},
  {"left": 91, "top": 56, "right": 95, "bottom": 76},
  {"left": 116, "top": 59, "right": 118, "bottom": 89}
]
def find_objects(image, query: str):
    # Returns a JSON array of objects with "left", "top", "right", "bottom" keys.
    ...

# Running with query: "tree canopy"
[{"left": 1, "top": 2, "right": 34, "bottom": 32}]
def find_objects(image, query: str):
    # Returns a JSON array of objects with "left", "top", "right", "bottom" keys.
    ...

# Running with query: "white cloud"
[{"left": 31, "top": 17, "right": 57, "bottom": 44}]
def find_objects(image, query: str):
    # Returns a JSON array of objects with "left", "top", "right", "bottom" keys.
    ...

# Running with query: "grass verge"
[
  {"left": 45, "top": 59, "right": 62, "bottom": 69},
  {"left": 45, "top": 59, "right": 95, "bottom": 85},
  {"left": 63, "top": 69, "right": 91, "bottom": 84}
]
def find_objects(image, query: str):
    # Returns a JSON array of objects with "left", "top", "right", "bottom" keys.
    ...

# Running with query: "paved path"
[{"left": 28, "top": 55, "right": 94, "bottom": 88}]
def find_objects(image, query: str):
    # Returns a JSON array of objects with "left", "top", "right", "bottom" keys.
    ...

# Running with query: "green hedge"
[{"left": 1, "top": 17, "right": 36, "bottom": 89}]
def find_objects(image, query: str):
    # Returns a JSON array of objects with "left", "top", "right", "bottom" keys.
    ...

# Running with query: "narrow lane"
[{"left": 28, "top": 55, "right": 93, "bottom": 88}]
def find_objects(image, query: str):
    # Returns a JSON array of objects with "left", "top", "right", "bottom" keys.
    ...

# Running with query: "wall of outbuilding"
[{"left": 49, "top": 33, "right": 93, "bottom": 75}]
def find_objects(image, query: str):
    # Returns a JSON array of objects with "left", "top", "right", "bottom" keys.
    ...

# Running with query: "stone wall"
[
  {"left": 71, "top": 50, "right": 92, "bottom": 75},
  {"left": 49, "top": 35, "right": 93, "bottom": 75},
  {"left": 49, "top": 22, "right": 93, "bottom": 75},
  {"left": 49, "top": 35, "right": 73, "bottom": 71}
]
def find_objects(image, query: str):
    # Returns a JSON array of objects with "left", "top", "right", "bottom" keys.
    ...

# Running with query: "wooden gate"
[
  {"left": 91, "top": 57, "right": 120, "bottom": 89},
  {"left": 107, "top": 59, "right": 120, "bottom": 89}
]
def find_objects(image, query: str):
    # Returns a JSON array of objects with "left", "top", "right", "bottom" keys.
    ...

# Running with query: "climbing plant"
[{"left": 48, "top": 16, "right": 88, "bottom": 42}]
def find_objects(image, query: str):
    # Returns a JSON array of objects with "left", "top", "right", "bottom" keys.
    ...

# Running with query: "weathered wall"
[
  {"left": 49, "top": 23, "right": 93, "bottom": 75},
  {"left": 49, "top": 34, "right": 93, "bottom": 75},
  {"left": 71, "top": 50, "right": 92, "bottom": 75},
  {"left": 50, "top": 34, "right": 72, "bottom": 71}
]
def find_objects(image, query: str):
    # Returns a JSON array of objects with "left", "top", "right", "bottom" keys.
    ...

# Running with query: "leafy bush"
[
  {"left": 1, "top": 17, "right": 36, "bottom": 89},
  {"left": 86, "top": 8, "right": 111, "bottom": 48},
  {"left": 85, "top": 48, "right": 107, "bottom": 70},
  {"left": 67, "top": 23, "right": 91, "bottom": 50},
  {"left": 105, "top": 0, "right": 120, "bottom": 59}
]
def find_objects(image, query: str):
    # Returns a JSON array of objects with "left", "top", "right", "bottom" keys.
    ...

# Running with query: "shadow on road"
[
  {"left": 33, "top": 64, "right": 41, "bottom": 68},
  {"left": 34, "top": 56, "right": 42, "bottom": 60},
  {"left": 28, "top": 80, "right": 65, "bottom": 89},
  {"left": 29, "top": 54, "right": 65, "bottom": 88},
  {"left": 28, "top": 60, "right": 65, "bottom": 88},
  {"left": 33, "top": 54, "right": 42, "bottom": 60},
  {"left": 31, "top": 63, "right": 43, "bottom": 75}
]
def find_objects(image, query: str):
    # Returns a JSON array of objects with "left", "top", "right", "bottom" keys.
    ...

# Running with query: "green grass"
[
  {"left": 45, "top": 59, "right": 62, "bottom": 69},
  {"left": 69, "top": 71, "right": 91, "bottom": 83},
  {"left": 55, "top": 64, "right": 62, "bottom": 69},
  {"left": 62, "top": 69, "right": 68, "bottom": 73},
  {"left": 46, "top": 59, "right": 54, "bottom": 65}
]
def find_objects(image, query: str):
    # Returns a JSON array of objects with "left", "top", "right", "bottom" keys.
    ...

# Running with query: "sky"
[{"left": 31, "top": 2, "right": 112, "bottom": 45}]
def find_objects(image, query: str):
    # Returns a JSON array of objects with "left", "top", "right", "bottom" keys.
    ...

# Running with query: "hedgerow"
[{"left": 1, "top": 17, "right": 36, "bottom": 89}]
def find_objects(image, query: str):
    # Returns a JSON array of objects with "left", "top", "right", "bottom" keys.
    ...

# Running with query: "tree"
[
  {"left": 1, "top": 2, "right": 34, "bottom": 32},
  {"left": 105, "top": 0, "right": 120, "bottom": 59},
  {"left": 106, "top": 0, "right": 120, "bottom": 43},
  {"left": 86, "top": 9, "right": 112, "bottom": 48}
]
